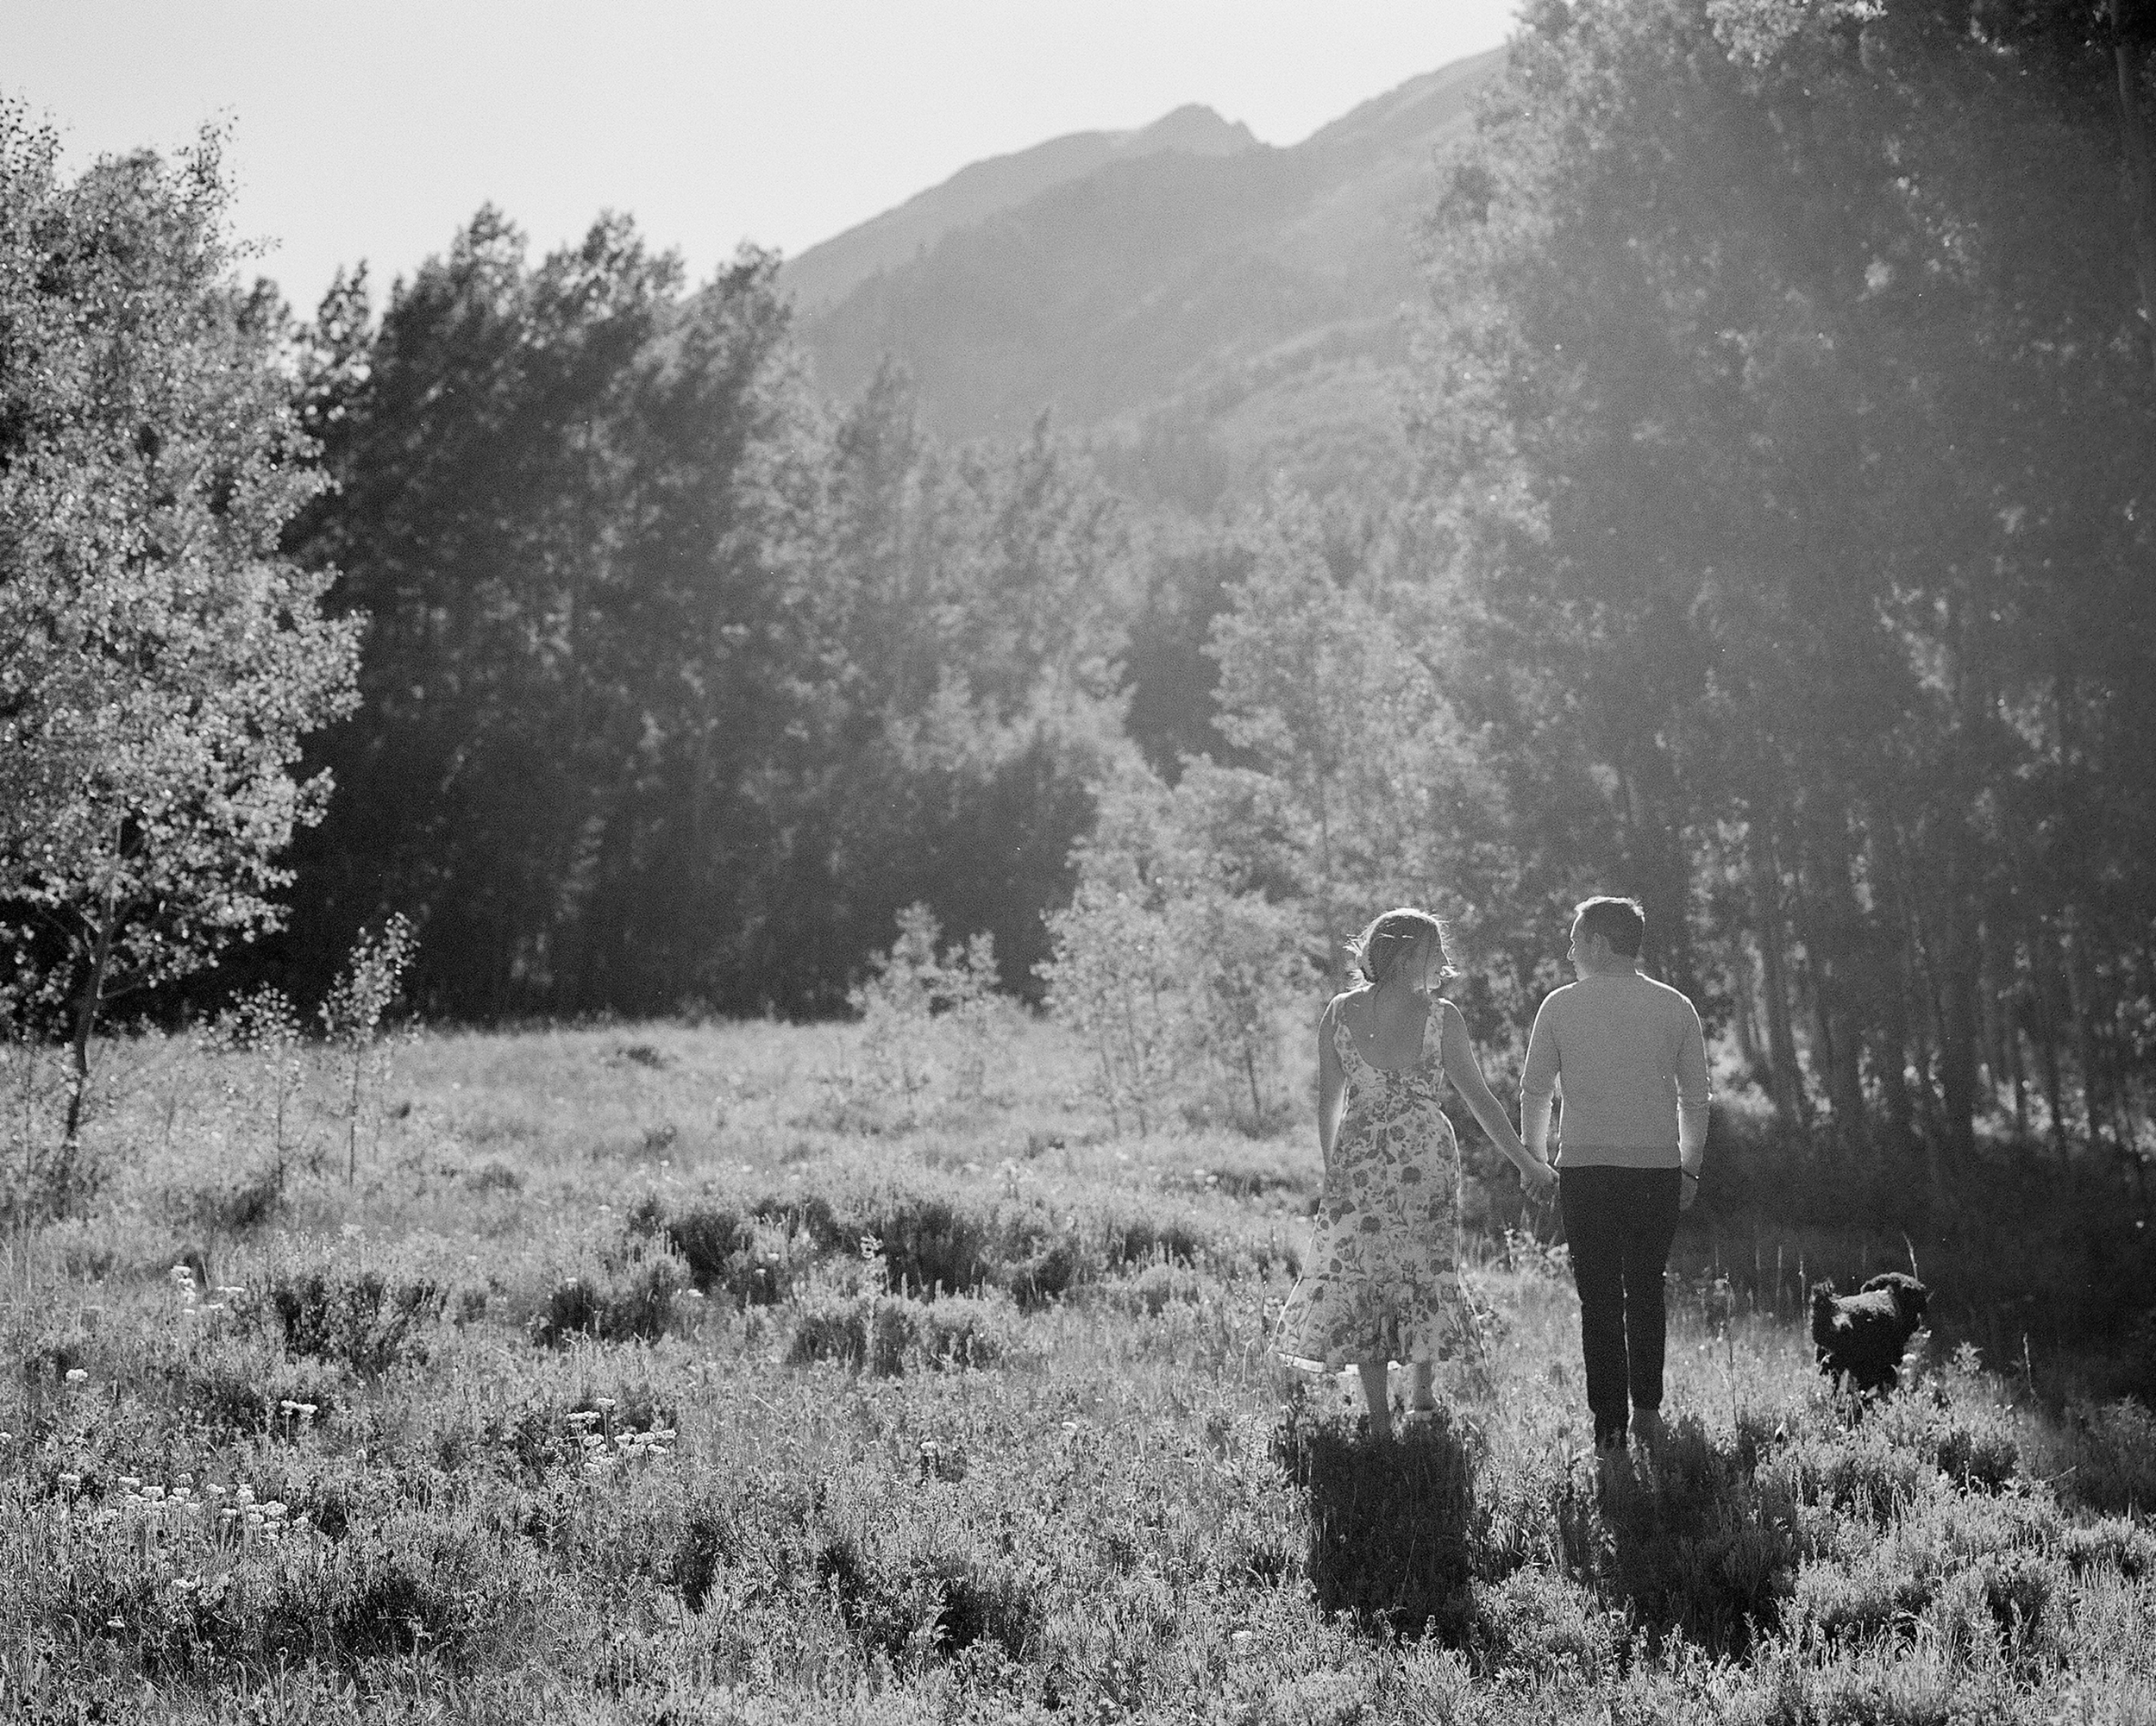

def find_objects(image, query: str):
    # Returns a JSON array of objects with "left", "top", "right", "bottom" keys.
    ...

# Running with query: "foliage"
[
  {"left": 266, "top": 262, "right": 1132, "bottom": 1019},
  {"left": 1040, "top": 771, "right": 1310, "bottom": 1137},
  {"left": 1413, "top": 0, "right": 2156, "bottom": 1170},
  {"left": 846, "top": 903, "right": 1005, "bottom": 1104},
  {"left": 0, "top": 110, "right": 360, "bottom": 1140},
  {"left": 317, "top": 913, "right": 415, "bottom": 1186},
  {"left": 236, "top": 1241, "right": 448, "bottom": 1378}
]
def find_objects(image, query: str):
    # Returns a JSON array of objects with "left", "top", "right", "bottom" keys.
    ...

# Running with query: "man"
[{"left": 1520, "top": 896, "right": 1710, "bottom": 1451}]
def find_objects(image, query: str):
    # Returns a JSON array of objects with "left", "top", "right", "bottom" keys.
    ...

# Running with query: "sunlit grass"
[{"left": 1, "top": 1014, "right": 2151, "bottom": 1722}]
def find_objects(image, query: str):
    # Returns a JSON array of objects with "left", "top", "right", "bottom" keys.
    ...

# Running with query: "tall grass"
[{"left": 0, "top": 1015, "right": 2150, "bottom": 1721}]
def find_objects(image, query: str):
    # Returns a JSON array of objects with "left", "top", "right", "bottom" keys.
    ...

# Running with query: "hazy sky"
[{"left": 6, "top": 1, "right": 1518, "bottom": 315}]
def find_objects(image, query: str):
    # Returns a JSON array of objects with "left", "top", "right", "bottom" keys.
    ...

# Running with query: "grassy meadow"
[{"left": 3, "top": 1006, "right": 2155, "bottom": 1723}]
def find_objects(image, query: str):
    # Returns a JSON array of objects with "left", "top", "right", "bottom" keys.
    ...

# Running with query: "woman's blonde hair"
[{"left": 1346, "top": 907, "right": 1456, "bottom": 990}]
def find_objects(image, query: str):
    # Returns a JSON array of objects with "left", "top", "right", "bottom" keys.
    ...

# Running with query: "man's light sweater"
[{"left": 1521, "top": 971, "right": 1711, "bottom": 1170}]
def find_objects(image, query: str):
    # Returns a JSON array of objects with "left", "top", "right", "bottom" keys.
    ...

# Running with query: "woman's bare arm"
[
  {"left": 1440, "top": 1002, "right": 1555, "bottom": 1193},
  {"left": 1315, "top": 998, "right": 1346, "bottom": 1171}
]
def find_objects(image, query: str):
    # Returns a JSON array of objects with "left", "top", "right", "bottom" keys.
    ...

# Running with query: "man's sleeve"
[
  {"left": 1674, "top": 998, "right": 1710, "bottom": 1108},
  {"left": 1676, "top": 997, "right": 1711, "bottom": 1170},
  {"left": 1521, "top": 995, "right": 1560, "bottom": 1101}
]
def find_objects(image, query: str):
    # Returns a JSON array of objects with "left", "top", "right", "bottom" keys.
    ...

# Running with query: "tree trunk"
[
  {"left": 1934, "top": 878, "right": 1982, "bottom": 1172},
  {"left": 1861, "top": 823, "right": 1916, "bottom": 1158},
  {"left": 63, "top": 916, "right": 117, "bottom": 1146},
  {"left": 2114, "top": 0, "right": 2156, "bottom": 380},
  {"left": 2065, "top": 926, "right": 2109, "bottom": 1154},
  {"left": 1800, "top": 817, "right": 1869, "bottom": 1153},
  {"left": 1730, "top": 936, "right": 1765, "bottom": 1083},
  {"left": 1748, "top": 825, "right": 1809, "bottom": 1134},
  {"left": 2031, "top": 926, "right": 2071, "bottom": 1157}
]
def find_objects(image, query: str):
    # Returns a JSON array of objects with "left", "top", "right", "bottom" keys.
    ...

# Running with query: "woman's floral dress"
[{"left": 1275, "top": 997, "right": 1467, "bottom": 1370}]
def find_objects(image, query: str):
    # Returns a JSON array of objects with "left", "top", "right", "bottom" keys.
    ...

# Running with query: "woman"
[{"left": 1275, "top": 907, "right": 1557, "bottom": 1437}]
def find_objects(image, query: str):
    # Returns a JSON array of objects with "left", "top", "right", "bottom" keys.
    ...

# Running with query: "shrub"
[
  {"left": 813, "top": 1530, "right": 1041, "bottom": 1666},
  {"left": 848, "top": 905, "right": 1006, "bottom": 1106},
  {"left": 1758, "top": 1430, "right": 1929, "bottom": 1525},
  {"left": 630, "top": 1179, "right": 1219, "bottom": 1315},
  {"left": 998, "top": 1233, "right": 1081, "bottom": 1309},
  {"left": 912, "top": 1292, "right": 1021, "bottom": 1369},
  {"left": 1785, "top": 1547, "right": 1939, "bottom": 1646},
  {"left": 786, "top": 1294, "right": 868, "bottom": 1369},
  {"left": 1123, "top": 1263, "right": 1201, "bottom": 1317},
  {"left": 2057, "top": 1519, "right": 2156, "bottom": 1582},
  {"left": 2041, "top": 1398, "right": 2156, "bottom": 1518},
  {"left": 180, "top": 1345, "right": 349, "bottom": 1437},
  {"left": 786, "top": 1291, "right": 1020, "bottom": 1375},
  {"left": 530, "top": 1256, "right": 681, "bottom": 1347},
  {"left": 1932, "top": 1415, "right": 2021, "bottom": 1495},
  {"left": 862, "top": 1189, "right": 993, "bottom": 1295},
  {"left": 254, "top": 1258, "right": 446, "bottom": 1377},
  {"left": 255, "top": 1516, "right": 541, "bottom": 1673},
  {"left": 1472, "top": 1567, "right": 1624, "bottom": 1679}
]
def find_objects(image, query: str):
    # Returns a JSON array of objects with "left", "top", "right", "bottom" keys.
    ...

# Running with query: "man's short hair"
[{"left": 1575, "top": 895, "right": 1645, "bottom": 958}]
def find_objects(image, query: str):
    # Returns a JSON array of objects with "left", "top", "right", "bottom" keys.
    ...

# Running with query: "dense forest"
[{"left": 4, "top": 0, "right": 2153, "bottom": 1177}]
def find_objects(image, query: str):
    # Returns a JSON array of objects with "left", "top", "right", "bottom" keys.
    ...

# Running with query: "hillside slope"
[
  {"left": 777, "top": 104, "right": 1260, "bottom": 317},
  {"left": 784, "top": 48, "right": 1505, "bottom": 502}
]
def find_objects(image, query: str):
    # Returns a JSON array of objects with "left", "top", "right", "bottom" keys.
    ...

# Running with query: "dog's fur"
[{"left": 1811, "top": 1271, "right": 1930, "bottom": 1397}]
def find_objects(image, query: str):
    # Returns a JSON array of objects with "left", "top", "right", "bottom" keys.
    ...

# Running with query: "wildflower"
[
  {"left": 206, "top": 1484, "right": 227, "bottom": 1498},
  {"left": 594, "top": 1397, "right": 617, "bottom": 1412},
  {"left": 580, "top": 1434, "right": 605, "bottom": 1450},
  {"left": 65, "top": 1369, "right": 87, "bottom": 1385},
  {"left": 264, "top": 1502, "right": 287, "bottom": 1518},
  {"left": 58, "top": 1473, "right": 80, "bottom": 1491},
  {"left": 118, "top": 1477, "right": 141, "bottom": 1491},
  {"left": 0, "top": 1431, "right": 10, "bottom": 1443},
  {"left": 106, "top": 1617, "right": 123, "bottom": 1630},
  {"left": 298, "top": 1404, "right": 317, "bottom": 1420},
  {"left": 145, "top": 1485, "right": 166, "bottom": 1502}
]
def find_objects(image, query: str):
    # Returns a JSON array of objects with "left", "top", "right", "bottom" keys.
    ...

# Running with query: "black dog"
[{"left": 1811, "top": 1271, "right": 1931, "bottom": 1398}]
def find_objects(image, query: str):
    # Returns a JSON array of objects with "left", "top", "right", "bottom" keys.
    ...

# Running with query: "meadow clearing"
[{"left": 2, "top": 1004, "right": 2154, "bottom": 1725}]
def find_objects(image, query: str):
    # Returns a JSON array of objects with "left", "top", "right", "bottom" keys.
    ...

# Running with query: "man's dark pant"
[{"left": 1558, "top": 1166, "right": 1682, "bottom": 1448}]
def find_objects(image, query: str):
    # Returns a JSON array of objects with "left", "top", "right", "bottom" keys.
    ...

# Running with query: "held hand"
[
  {"left": 1679, "top": 1170, "right": 1700, "bottom": 1212},
  {"left": 1519, "top": 1158, "right": 1557, "bottom": 1203}
]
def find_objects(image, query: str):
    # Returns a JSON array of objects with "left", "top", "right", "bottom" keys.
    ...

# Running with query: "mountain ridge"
[
  {"left": 781, "top": 47, "right": 1507, "bottom": 504},
  {"left": 777, "top": 103, "right": 1260, "bottom": 316}
]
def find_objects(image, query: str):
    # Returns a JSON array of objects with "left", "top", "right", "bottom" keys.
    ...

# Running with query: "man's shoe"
[{"left": 1633, "top": 1408, "right": 1667, "bottom": 1449}]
